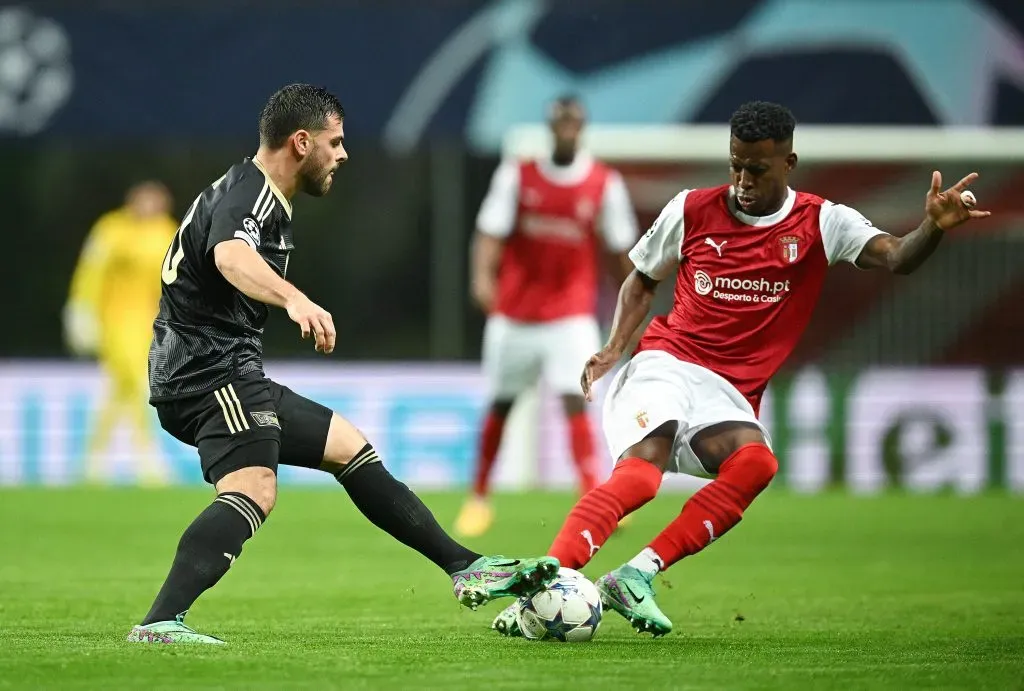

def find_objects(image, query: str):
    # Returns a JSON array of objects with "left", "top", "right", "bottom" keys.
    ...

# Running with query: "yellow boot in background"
[{"left": 454, "top": 497, "right": 494, "bottom": 538}]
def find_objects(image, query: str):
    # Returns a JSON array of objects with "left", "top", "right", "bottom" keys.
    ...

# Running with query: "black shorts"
[{"left": 155, "top": 372, "right": 333, "bottom": 484}]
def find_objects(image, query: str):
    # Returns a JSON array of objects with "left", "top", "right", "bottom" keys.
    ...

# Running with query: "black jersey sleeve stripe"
[
  {"left": 208, "top": 169, "right": 274, "bottom": 253},
  {"left": 250, "top": 180, "right": 270, "bottom": 217},
  {"left": 257, "top": 198, "right": 276, "bottom": 224}
]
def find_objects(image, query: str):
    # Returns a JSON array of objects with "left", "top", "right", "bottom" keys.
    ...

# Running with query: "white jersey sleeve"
[
  {"left": 598, "top": 170, "right": 639, "bottom": 252},
  {"left": 475, "top": 160, "right": 520, "bottom": 238},
  {"left": 628, "top": 190, "right": 688, "bottom": 280},
  {"left": 819, "top": 201, "right": 890, "bottom": 266}
]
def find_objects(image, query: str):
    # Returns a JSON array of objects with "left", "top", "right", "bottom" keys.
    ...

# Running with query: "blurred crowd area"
[{"left": 0, "top": 0, "right": 1020, "bottom": 366}]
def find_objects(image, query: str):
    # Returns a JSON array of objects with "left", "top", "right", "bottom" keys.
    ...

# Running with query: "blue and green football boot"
[
  {"left": 452, "top": 555, "right": 560, "bottom": 610},
  {"left": 596, "top": 564, "right": 673, "bottom": 637},
  {"left": 126, "top": 613, "right": 226, "bottom": 645}
]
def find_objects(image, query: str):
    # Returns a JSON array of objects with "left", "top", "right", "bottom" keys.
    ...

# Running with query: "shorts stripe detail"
[
  {"left": 334, "top": 444, "right": 382, "bottom": 482},
  {"left": 213, "top": 389, "right": 237, "bottom": 434},
  {"left": 218, "top": 386, "right": 244, "bottom": 433},
  {"left": 226, "top": 384, "right": 250, "bottom": 431},
  {"left": 215, "top": 494, "right": 263, "bottom": 536}
]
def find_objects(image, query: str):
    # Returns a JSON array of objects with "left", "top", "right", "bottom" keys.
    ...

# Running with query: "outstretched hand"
[{"left": 926, "top": 171, "right": 990, "bottom": 231}]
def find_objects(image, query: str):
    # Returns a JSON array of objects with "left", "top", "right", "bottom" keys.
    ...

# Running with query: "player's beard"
[{"left": 299, "top": 152, "right": 334, "bottom": 197}]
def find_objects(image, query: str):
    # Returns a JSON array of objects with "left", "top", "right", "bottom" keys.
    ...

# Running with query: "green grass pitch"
[{"left": 0, "top": 488, "right": 1022, "bottom": 689}]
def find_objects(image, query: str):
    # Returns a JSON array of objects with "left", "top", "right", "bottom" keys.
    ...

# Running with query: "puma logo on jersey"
[
  {"left": 705, "top": 237, "right": 727, "bottom": 256},
  {"left": 581, "top": 529, "right": 601, "bottom": 556}
]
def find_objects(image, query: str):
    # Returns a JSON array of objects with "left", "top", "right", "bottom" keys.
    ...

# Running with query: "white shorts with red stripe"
[
  {"left": 482, "top": 314, "right": 601, "bottom": 400},
  {"left": 601, "top": 350, "right": 772, "bottom": 478}
]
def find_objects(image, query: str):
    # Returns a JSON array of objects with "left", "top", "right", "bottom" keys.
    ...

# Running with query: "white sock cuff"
[{"left": 628, "top": 547, "right": 665, "bottom": 576}]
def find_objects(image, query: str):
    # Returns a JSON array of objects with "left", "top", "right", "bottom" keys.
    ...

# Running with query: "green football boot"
[
  {"left": 491, "top": 601, "right": 522, "bottom": 637},
  {"left": 596, "top": 564, "right": 673, "bottom": 637},
  {"left": 126, "top": 614, "right": 226, "bottom": 644},
  {"left": 452, "top": 555, "right": 560, "bottom": 610}
]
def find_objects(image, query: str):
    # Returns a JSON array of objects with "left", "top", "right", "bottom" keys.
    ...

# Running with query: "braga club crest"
[{"left": 779, "top": 235, "right": 800, "bottom": 263}]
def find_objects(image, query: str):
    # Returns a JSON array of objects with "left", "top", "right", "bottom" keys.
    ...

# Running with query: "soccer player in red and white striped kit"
[{"left": 455, "top": 95, "right": 639, "bottom": 537}]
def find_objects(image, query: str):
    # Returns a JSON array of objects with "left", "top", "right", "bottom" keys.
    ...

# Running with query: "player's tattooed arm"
[
  {"left": 214, "top": 240, "right": 336, "bottom": 354},
  {"left": 857, "top": 171, "right": 990, "bottom": 274}
]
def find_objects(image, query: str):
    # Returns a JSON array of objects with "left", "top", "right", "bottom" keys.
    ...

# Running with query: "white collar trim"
[
  {"left": 535, "top": 152, "right": 595, "bottom": 186},
  {"left": 728, "top": 186, "right": 796, "bottom": 227}
]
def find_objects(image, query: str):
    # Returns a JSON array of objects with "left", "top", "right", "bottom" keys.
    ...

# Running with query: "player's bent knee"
[
  {"left": 742, "top": 444, "right": 779, "bottom": 483},
  {"left": 722, "top": 443, "right": 779, "bottom": 496},
  {"left": 319, "top": 413, "right": 369, "bottom": 474},
  {"left": 623, "top": 458, "right": 663, "bottom": 496},
  {"left": 215, "top": 466, "right": 278, "bottom": 516},
  {"left": 327, "top": 443, "right": 381, "bottom": 484},
  {"left": 602, "top": 456, "right": 663, "bottom": 513}
]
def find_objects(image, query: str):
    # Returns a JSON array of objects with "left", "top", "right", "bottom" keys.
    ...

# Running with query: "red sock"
[
  {"left": 567, "top": 412, "right": 599, "bottom": 494},
  {"left": 548, "top": 457, "right": 662, "bottom": 569},
  {"left": 648, "top": 443, "right": 778, "bottom": 571},
  {"left": 472, "top": 411, "right": 507, "bottom": 498}
]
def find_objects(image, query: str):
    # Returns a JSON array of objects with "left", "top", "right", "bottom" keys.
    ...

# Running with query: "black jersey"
[{"left": 149, "top": 158, "right": 294, "bottom": 401}]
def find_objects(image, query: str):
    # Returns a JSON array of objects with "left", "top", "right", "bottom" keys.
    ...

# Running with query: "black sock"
[
  {"left": 141, "top": 492, "right": 265, "bottom": 625},
  {"left": 337, "top": 444, "right": 480, "bottom": 574}
]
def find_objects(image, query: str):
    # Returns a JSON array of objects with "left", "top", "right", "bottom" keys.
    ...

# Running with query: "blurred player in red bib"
[
  {"left": 455, "top": 96, "right": 639, "bottom": 537},
  {"left": 491, "top": 100, "right": 991, "bottom": 638}
]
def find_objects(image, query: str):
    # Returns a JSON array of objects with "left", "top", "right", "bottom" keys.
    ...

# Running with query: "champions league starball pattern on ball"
[{"left": 515, "top": 568, "right": 603, "bottom": 642}]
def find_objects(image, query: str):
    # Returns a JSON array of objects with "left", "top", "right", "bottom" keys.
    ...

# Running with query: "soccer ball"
[{"left": 515, "top": 567, "right": 602, "bottom": 642}]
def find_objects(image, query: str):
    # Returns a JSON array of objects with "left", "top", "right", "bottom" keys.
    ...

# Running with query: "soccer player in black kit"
[{"left": 127, "top": 84, "right": 560, "bottom": 644}]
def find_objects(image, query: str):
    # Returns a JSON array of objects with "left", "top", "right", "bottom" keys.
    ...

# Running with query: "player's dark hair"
[
  {"left": 548, "top": 93, "right": 584, "bottom": 119},
  {"left": 729, "top": 101, "right": 796, "bottom": 144},
  {"left": 553, "top": 93, "right": 582, "bottom": 109},
  {"left": 259, "top": 84, "right": 344, "bottom": 149}
]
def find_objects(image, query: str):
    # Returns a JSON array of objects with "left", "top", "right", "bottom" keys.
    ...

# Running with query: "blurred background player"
[
  {"left": 455, "top": 95, "right": 639, "bottom": 538},
  {"left": 63, "top": 181, "right": 178, "bottom": 485},
  {"left": 493, "top": 101, "right": 991, "bottom": 637}
]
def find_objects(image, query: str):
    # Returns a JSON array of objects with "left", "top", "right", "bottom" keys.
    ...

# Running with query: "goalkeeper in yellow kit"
[{"left": 64, "top": 181, "right": 178, "bottom": 484}]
